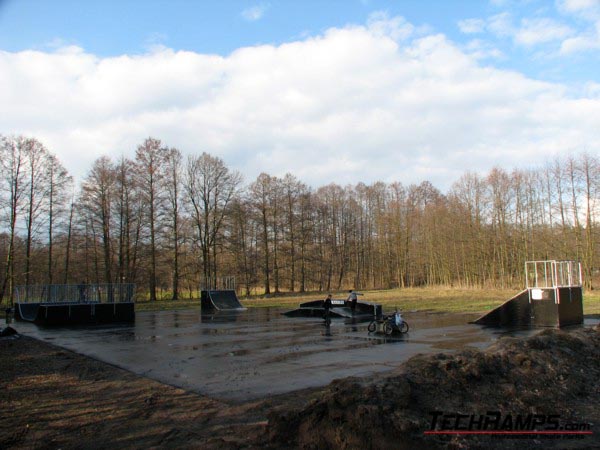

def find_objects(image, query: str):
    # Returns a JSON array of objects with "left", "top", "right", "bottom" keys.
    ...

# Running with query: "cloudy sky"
[{"left": 1, "top": 0, "right": 599, "bottom": 189}]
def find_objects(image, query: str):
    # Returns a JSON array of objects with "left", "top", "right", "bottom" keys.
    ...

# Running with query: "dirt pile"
[{"left": 266, "top": 326, "right": 600, "bottom": 449}]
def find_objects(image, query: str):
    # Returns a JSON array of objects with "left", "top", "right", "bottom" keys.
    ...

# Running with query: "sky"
[{"left": 1, "top": 0, "right": 599, "bottom": 190}]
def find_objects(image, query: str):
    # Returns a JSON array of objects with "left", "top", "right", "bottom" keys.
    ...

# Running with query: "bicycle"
[{"left": 368, "top": 310, "right": 409, "bottom": 335}]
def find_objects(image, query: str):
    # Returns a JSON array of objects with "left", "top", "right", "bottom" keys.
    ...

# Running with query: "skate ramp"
[
  {"left": 283, "top": 299, "right": 381, "bottom": 320},
  {"left": 472, "top": 289, "right": 530, "bottom": 326},
  {"left": 472, "top": 287, "right": 584, "bottom": 327},
  {"left": 16, "top": 303, "right": 41, "bottom": 322},
  {"left": 15, "top": 302, "right": 135, "bottom": 325},
  {"left": 201, "top": 290, "right": 246, "bottom": 311}
]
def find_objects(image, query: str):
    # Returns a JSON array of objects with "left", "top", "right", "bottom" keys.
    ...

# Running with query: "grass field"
[
  {"left": 2, "top": 287, "right": 597, "bottom": 319},
  {"left": 133, "top": 287, "right": 600, "bottom": 315}
]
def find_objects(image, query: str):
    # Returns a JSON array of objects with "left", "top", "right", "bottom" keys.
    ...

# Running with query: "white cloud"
[
  {"left": 458, "top": 18, "right": 486, "bottom": 34},
  {"left": 488, "top": 12, "right": 514, "bottom": 37},
  {"left": 474, "top": 12, "right": 580, "bottom": 52},
  {"left": 515, "top": 17, "right": 573, "bottom": 45},
  {"left": 1, "top": 17, "right": 599, "bottom": 190},
  {"left": 367, "top": 11, "right": 415, "bottom": 41},
  {"left": 560, "top": 32, "right": 600, "bottom": 52},
  {"left": 556, "top": 0, "right": 600, "bottom": 54},
  {"left": 558, "top": 0, "right": 600, "bottom": 17},
  {"left": 583, "top": 81, "right": 600, "bottom": 97},
  {"left": 241, "top": 3, "right": 269, "bottom": 22},
  {"left": 464, "top": 39, "right": 504, "bottom": 59}
]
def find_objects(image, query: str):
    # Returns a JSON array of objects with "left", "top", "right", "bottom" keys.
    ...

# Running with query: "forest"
[{"left": 0, "top": 134, "right": 598, "bottom": 303}]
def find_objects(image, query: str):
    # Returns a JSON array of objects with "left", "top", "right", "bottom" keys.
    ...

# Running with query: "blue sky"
[
  {"left": 1, "top": 0, "right": 599, "bottom": 188},
  {"left": 2, "top": 1, "right": 487, "bottom": 57},
  {"left": 2, "top": 0, "right": 597, "bottom": 83}
]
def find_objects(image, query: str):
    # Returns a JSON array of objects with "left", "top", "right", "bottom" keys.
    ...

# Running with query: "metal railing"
[
  {"left": 525, "top": 260, "right": 582, "bottom": 289},
  {"left": 200, "top": 276, "right": 236, "bottom": 291},
  {"left": 14, "top": 283, "right": 136, "bottom": 304}
]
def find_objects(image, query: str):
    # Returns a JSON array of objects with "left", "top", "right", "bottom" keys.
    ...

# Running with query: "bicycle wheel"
[
  {"left": 384, "top": 321, "right": 394, "bottom": 335},
  {"left": 399, "top": 321, "right": 409, "bottom": 333},
  {"left": 367, "top": 321, "right": 376, "bottom": 332}
]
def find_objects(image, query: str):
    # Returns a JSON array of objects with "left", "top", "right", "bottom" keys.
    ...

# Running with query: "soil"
[{"left": 1, "top": 325, "right": 599, "bottom": 449}]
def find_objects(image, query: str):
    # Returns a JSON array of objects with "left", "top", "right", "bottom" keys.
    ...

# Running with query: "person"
[
  {"left": 394, "top": 308, "right": 401, "bottom": 328},
  {"left": 347, "top": 290, "right": 358, "bottom": 313},
  {"left": 323, "top": 293, "right": 332, "bottom": 323},
  {"left": 78, "top": 280, "right": 88, "bottom": 302}
]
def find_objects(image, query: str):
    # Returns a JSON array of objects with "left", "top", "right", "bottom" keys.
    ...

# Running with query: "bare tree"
[
  {"left": 81, "top": 157, "right": 116, "bottom": 285},
  {"left": 282, "top": 174, "right": 304, "bottom": 292},
  {"left": 62, "top": 189, "right": 75, "bottom": 284},
  {"left": 579, "top": 153, "right": 598, "bottom": 289},
  {"left": 0, "top": 136, "right": 28, "bottom": 304},
  {"left": 229, "top": 195, "right": 255, "bottom": 296},
  {"left": 23, "top": 138, "right": 49, "bottom": 286},
  {"left": 114, "top": 156, "right": 142, "bottom": 286},
  {"left": 249, "top": 173, "right": 275, "bottom": 294},
  {"left": 165, "top": 148, "right": 183, "bottom": 299},
  {"left": 45, "top": 153, "right": 72, "bottom": 285},
  {"left": 185, "top": 153, "right": 242, "bottom": 287},
  {"left": 135, "top": 138, "right": 168, "bottom": 301}
]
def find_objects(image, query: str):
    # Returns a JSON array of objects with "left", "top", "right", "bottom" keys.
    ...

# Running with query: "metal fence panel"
[{"left": 14, "top": 284, "right": 135, "bottom": 304}]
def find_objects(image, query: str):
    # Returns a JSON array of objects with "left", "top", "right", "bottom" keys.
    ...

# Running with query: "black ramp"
[
  {"left": 556, "top": 287, "right": 583, "bottom": 326},
  {"left": 329, "top": 307, "right": 354, "bottom": 318},
  {"left": 284, "top": 299, "right": 381, "bottom": 319},
  {"left": 208, "top": 290, "right": 245, "bottom": 310},
  {"left": 16, "top": 303, "right": 40, "bottom": 322},
  {"left": 472, "top": 289, "right": 530, "bottom": 326}
]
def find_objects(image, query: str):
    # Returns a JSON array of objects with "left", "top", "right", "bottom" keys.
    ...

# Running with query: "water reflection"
[{"left": 200, "top": 310, "right": 243, "bottom": 323}]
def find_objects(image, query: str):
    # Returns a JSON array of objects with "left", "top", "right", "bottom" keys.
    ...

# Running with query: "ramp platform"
[
  {"left": 15, "top": 302, "right": 135, "bottom": 325},
  {"left": 201, "top": 290, "right": 246, "bottom": 311},
  {"left": 14, "top": 283, "right": 135, "bottom": 325},
  {"left": 284, "top": 298, "right": 382, "bottom": 320},
  {"left": 473, "top": 261, "right": 583, "bottom": 328}
]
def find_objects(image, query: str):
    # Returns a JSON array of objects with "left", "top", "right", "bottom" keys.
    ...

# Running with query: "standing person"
[
  {"left": 323, "top": 293, "right": 332, "bottom": 324},
  {"left": 347, "top": 290, "right": 358, "bottom": 313},
  {"left": 78, "top": 281, "right": 88, "bottom": 302}
]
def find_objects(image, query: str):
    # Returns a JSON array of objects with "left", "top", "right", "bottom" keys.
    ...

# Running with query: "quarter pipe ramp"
[{"left": 201, "top": 290, "right": 246, "bottom": 311}]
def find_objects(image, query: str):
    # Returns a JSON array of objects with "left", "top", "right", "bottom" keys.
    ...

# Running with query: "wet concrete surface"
[{"left": 14, "top": 308, "right": 600, "bottom": 402}]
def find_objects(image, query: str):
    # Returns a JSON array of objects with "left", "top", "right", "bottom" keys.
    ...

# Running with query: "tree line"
[{"left": 0, "top": 134, "right": 598, "bottom": 303}]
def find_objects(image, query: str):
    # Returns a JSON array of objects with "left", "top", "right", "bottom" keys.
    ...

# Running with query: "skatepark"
[
  {"left": 12, "top": 306, "right": 598, "bottom": 402},
  {"left": 8, "top": 261, "right": 595, "bottom": 402},
  {"left": 4, "top": 262, "right": 599, "bottom": 449}
]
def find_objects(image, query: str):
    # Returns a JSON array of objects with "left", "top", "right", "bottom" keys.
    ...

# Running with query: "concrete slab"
[{"left": 13, "top": 308, "right": 599, "bottom": 403}]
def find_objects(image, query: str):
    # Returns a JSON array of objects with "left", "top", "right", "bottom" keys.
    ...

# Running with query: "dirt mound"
[{"left": 267, "top": 326, "right": 600, "bottom": 449}]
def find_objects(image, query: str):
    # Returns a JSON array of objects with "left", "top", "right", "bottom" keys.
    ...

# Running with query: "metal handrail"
[
  {"left": 525, "top": 260, "right": 582, "bottom": 289},
  {"left": 200, "top": 276, "right": 236, "bottom": 291}
]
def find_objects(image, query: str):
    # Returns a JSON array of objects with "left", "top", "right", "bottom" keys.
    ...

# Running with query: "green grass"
[
  {"left": 240, "top": 287, "right": 517, "bottom": 314},
  {"left": 134, "top": 287, "right": 600, "bottom": 315},
  {"left": 135, "top": 298, "right": 202, "bottom": 312},
  {"left": 582, "top": 290, "right": 600, "bottom": 314}
]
